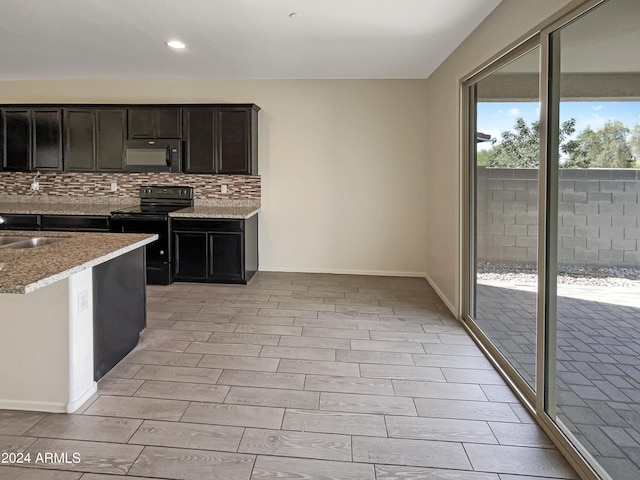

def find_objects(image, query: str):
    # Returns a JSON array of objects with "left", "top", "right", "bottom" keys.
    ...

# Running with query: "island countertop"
[{"left": 0, "top": 231, "right": 157, "bottom": 294}]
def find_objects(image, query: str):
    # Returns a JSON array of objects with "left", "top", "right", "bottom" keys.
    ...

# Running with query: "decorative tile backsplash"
[{"left": 0, "top": 172, "right": 260, "bottom": 204}]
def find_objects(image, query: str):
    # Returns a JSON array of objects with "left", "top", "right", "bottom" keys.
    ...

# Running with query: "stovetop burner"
[
  {"left": 111, "top": 185, "right": 194, "bottom": 216},
  {"left": 111, "top": 205, "right": 186, "bottom": 215}
]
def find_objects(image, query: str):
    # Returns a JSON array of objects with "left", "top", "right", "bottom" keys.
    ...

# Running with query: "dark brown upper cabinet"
[
  {"left": 64, "top": 108, "right": 126, "bottom": 172},
  {"left": 2, "top": 109, "right": 30, "bottom": 171},
  {"left": 2, "top": 103, "right": 258, "bottom": 174},
  {"left": 183, "top": 107, "right": 215, "bottom": 174},
  {"left": 128, "top": 108, "right": 182, "bottom": 139},
  {"left": 183, "top": 105, "right": 258, "bottom": 175},
  {"left": 96, "top": 110, "right": 127, "bottom": 170},
  {"left": 2, "top": 108, "right": 62, "bottom": 172},
  {"left": 64, "top": 109, "right": 95, "bottom": 171}
]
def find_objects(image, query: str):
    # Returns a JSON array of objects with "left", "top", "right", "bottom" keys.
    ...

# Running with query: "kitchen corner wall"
[
  {"left": 0, "top": 79, "right": 429, "bottom": 277},
  {"left": 0, "top": 171, "right": 260, "bottom": 202}
]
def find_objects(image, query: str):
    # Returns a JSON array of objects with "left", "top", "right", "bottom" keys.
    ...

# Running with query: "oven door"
[{"left": 109, "top": 214, "right": 172, "bottom": 284}]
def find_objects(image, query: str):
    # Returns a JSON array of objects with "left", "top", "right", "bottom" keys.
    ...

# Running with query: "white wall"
[
  {"left": 424, "top": 0, "right": 577, "bottom": 313},
  {"left": 0, "top": 270, "right": 96, "bottom": 412},
  {"left": 0, "top": 79, "right": 430, "bottom": 276}
]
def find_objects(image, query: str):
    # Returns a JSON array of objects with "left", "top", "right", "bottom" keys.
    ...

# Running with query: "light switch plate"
[{"left": 77, "top": 290, "right": 89, "bottom": 313}]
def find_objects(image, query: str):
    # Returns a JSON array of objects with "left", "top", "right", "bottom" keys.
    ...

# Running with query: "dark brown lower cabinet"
[
  {"left": 41, "top": 214, "right": 110, "bottom": 232},
  {"left": 173, "top": 231, "right": 208, "bottom": 279},
  {"left": 0, "top": 213, "right": 110, "bottom": 232},
  {"left": 0, "top": 213, "right": 41, "bottom": 230},
  {"left": 172, "top": 216, "right": 257, "bottom": 284},
  {"left": 93, "top": 247, "right": 146, "bottom": 380}
]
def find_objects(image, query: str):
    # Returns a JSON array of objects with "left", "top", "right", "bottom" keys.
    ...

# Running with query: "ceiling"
[{"left": 0, "top": 0, "right": 502, "bottom": 80}]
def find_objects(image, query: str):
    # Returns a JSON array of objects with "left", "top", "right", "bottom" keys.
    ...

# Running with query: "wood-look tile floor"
[{"left": 0, "top": 272, "right": 579, "bottom": 480}]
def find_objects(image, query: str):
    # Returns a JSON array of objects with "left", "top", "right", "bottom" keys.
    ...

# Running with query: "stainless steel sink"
[{"left": 0, "top": 236, "right": 67, "bottom": 249}]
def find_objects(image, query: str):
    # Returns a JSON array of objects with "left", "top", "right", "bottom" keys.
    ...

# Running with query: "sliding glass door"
[
  {"left": 547, "top": 1, "right": 640, "bottom": 478},
  {"left": 466, "top": 1, "right": 640, "bottom": 478},
  {"left": 470, "top": 46, "right": 541, "bottom": 395}
]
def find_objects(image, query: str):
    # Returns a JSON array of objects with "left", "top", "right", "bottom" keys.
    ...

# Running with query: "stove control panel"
[{"left": 140, "top": 185, "right": 194, "bottom": 201}]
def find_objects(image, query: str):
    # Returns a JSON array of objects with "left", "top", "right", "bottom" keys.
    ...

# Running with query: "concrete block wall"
[{"left": 477, "top": 167, "right": 640, "bottom": 267}]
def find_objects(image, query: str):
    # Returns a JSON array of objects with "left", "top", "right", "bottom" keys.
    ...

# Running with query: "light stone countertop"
[
  {"left": 0, "top": 231, "right": 157, "bottom": 294},
  {"left": 170, "top": 205, "right": 260, "bottom": 219},
  {"left": 0, "top": 202, "right": 122, "bottom": 216},
  {"left": 0, "top": 199, "right": 259, "bottom": 218}
]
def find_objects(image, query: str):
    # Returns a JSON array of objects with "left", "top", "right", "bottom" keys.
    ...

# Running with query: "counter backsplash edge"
[{"left": 0, "top": 172, "right": 261, "bottom": 206}]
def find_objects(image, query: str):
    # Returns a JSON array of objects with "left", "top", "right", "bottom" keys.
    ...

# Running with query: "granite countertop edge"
[
  {"left": 169, "top": 206, "right": 260, "bottom": 219},
  {"left": 0, "top": 199, "right": 260, "bottom": 218},
  {"left": 0, "top": 203, "right": 119, "bottom": 216},
  {"left": 22, "top": 236, "right": 156, "bottom": 295},
  {"left": 0, "top": 233, "right": 157, "bottom": 295}
]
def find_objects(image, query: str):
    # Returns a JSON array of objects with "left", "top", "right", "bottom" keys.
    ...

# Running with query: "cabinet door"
[
  {"left": 209, "top": 232, "right": 244, "bottom": 281},
  {"left": 127, "top": 109, "right": 154, "bottom": 138},
  {"left": 217, "top": 108, "right": 250, "bottom": 174},
  {"left": 128, "top": 108, "right": 181, "bottom": 139},
  {"left": 173, "top": 231, "right": 208, "bottom": 280},
  {"left": 41, "top": 215, "right": 110, "bottom": 232},
  {"left": 64, "top": 109, "right": 95, "bottom": 171},
  {"left": 3, "top": 109, "right": 31, "bottom": 171},
  {"left": 33, "top": 109, "right": 62, "bottom": 171},
  {"left": 0, "top": 213, "right": 41, "bottom": 230},
  {"left": 184, "top": 108, "right": 215, "bottom": 173},
  {"left": 96, "top": 109, "right": 126, "bottom": 171},
  {"left": 155, "top": 108, "right": 181, "bottom": 138}
]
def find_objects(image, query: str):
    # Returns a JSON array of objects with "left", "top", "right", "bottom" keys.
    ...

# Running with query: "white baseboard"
[
  {"left": 0, "top": 383, "right": 97, "bottom": 414},
  {"left": 0, "top": 398, "right": 67, "bottom": 413},
  {"left": 67, "top": 383, "right": 97, "bottom": 413},
  {"left": 259, "top": 267, "right": 426, "bottom": 278},
  {"left": 423, "top": 272, "right": 459, "bottom": 319}
]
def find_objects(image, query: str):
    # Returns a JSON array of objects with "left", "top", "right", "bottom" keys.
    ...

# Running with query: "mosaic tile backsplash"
[{"left": 0, "top": 172, "right": 260, "bottom": 204}]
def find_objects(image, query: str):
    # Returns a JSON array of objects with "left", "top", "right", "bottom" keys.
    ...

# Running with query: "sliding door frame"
[
  {"left": 460, "top": 1, "right": 608, "bottom": 479},
  {"left": 461, "top": 34, "right": 541, "bottom": 410}
]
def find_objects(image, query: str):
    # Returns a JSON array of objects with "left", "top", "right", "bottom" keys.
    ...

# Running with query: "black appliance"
[
  {"left": 124, "top": 139, "right": 182, "bottom": 173},
  {"left": 110, "top": 185, "right": 194, "bottom": 284}
]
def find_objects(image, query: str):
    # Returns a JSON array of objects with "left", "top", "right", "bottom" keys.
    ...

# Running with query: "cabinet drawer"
[
  {"left": 172, "top": 218, "right": 243, "bottom": 232},
  {"left": 41, "top": 215, "right": 110, "bottom": 231},
  {"left": 0, "top": 213, "right": 41, "bottom": 230}
]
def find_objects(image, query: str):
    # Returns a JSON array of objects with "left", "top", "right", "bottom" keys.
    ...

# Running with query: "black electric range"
[{"left": 110, "top": 185, "right": 194, "bottom": 284}]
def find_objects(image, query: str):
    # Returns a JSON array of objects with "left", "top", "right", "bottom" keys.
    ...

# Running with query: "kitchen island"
[{"left": 0, "top": 230, "right": 157, "bottom": 413}]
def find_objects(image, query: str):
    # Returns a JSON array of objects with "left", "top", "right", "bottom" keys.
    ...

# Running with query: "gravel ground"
[{"left": 477, "top": 263, "right": 640, "bottom": 288}]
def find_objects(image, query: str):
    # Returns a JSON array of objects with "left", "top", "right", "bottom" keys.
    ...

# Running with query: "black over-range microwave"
[{"left": 124, "top": 139, "right": 182, "bottom": 173}]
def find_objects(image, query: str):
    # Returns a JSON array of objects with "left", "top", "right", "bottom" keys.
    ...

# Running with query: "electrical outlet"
[
  {"left": 31, "top": 182, "right": 39, "bottom": 191},
  {"left": 221, "top": 184, "right": 228, "bottom": 194},
  {"left": 77, "top": 289, "right": 89, "bottom": 313},
  {"left": 110, "top": 182, "right": 118, "bottom": 192}
]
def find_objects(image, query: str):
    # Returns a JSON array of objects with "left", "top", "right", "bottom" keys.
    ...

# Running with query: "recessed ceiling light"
[
  {"left": 166, "top": 40, "right": 186, "bottom": 49},
  {"left": 289, "top": 12, "right": 301, "bottom": 20}
]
